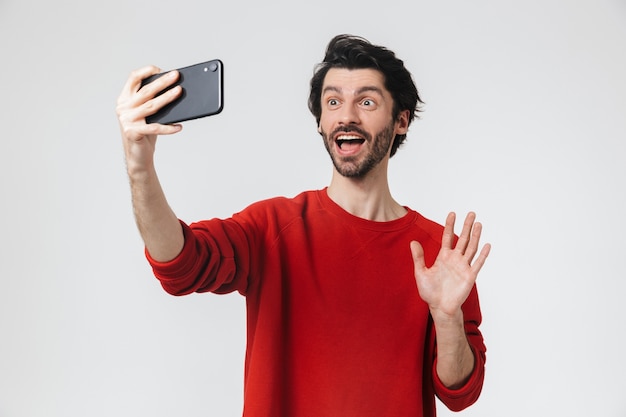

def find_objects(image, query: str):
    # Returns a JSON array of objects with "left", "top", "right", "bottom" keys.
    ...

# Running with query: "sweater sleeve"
[
  {"left": 430, "top": 285, "right": 486, "bottom": 411},
  {"left": 146, "top": 217, "right": 254, "bottom": 296}
]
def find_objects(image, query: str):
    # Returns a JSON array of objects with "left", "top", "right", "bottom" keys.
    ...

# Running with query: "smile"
[{"left": 335, "top": 134, "right": 366, "bottom": 149}]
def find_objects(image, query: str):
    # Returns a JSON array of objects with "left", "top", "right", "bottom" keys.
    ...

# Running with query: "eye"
[
  {"left": 328, "top": 98, "right": 339, "bottom": 107},
  {"left": 361, "top": 98, "right": 377, "bottom": 108}
]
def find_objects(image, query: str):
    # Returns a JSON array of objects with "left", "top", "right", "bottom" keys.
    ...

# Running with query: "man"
[{"left": 116, "top": 34, "right": 491, "bottom": 417}]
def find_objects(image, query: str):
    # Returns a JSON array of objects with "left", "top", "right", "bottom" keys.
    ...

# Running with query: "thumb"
[{"left": 410, "top": 241, "right": 426, "bottom": 271}]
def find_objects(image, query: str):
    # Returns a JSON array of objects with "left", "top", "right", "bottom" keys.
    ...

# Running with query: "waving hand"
[{"left": 411, "top": 212, "right": 491, "bottom": 318}]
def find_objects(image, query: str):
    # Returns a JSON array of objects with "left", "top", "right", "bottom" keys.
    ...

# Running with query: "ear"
[{"left": 395, "top": 110, "right": 410, "bottom": 135}]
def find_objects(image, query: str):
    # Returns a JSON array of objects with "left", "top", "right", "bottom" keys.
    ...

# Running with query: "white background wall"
[{"left": 1, "top": 0, "right": 625, "bottom": 416}]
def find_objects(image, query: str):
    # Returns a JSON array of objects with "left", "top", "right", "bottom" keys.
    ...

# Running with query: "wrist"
[
  {"left": 125, "top": 154, "right": 157, "bottom": 181},
  {"left": 429, "top": 307, "right": 464, "bottom": 328}
]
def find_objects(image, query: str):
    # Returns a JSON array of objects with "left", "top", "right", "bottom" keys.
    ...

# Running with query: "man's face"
[{"left": 318, "top": 68, "right": 408, "bottom": 178}]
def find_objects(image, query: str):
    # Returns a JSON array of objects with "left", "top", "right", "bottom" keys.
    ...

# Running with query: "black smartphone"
[{"left": 141, "top": 59, "right": 224, "bottom": 124}]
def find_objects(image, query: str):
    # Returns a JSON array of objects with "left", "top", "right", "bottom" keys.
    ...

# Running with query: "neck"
[{"left": 326, "top": 162, "right": 406, "bottom": 222}]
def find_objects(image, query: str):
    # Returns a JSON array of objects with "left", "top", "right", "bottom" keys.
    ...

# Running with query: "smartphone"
[{"left": 141, "top": 59, "right": 224, "bottom": 124}]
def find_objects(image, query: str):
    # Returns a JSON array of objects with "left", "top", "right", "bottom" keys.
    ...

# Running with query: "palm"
[{"left": 411, "top": 212, "right": 491, "bottom": 317}]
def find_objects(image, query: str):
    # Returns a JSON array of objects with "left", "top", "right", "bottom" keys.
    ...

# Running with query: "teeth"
[{"left": 336, "top": 134, "right": 365, "bottom": 150}]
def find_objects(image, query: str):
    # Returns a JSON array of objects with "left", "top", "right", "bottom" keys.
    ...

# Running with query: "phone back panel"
[{"left": 143, "top": 59, "right": 223, "bottom": 124}]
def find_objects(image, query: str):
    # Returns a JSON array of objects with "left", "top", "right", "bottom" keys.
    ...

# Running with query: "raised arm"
[
  {"left": 116, "top": 66, "right": 185, "bottom": 262},
  {"left": 411, "top": 212, "right": 491, "bottom": 389}
]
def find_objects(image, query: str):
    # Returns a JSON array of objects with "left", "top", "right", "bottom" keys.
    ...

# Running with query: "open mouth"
[{"left": 336, "top": 134, "right": 366, "bottom": 150}]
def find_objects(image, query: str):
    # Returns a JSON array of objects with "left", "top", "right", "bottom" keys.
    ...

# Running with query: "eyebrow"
[{"left": 322, "top": 85, "right": 385, "bottom": 96}]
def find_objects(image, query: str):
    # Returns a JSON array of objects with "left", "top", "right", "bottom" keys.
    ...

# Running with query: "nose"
[{"left": 338, "top": 103, "right": 360, "bottom": 126}]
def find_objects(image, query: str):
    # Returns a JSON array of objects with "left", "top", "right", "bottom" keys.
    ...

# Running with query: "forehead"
[{"left": 322, "top": 68, "right": 388, "bottom": 95}]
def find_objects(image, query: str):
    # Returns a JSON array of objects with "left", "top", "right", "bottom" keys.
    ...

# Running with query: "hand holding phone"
[{"left": 141, "top": 59, "right": 224, "bottom": 124}]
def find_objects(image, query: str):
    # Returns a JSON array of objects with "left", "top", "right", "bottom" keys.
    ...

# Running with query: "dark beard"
[{"left": 322, "top": 121, "right": 395, "bottom": 178}]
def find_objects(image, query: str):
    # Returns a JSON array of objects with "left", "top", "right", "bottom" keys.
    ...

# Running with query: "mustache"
[{"left": 329, "top": 125, "right": 371, "bottom": 141}]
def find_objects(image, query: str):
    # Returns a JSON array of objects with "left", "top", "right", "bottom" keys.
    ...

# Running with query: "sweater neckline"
[{"left": 316, "top": 188, "right": 418, "bottom": 232}]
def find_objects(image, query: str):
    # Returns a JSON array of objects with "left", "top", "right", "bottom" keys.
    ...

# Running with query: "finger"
[
  {"left": 118, "top": 82, "right": 183, "bottom": 129},
  {"left": 137, "top": 121, "right": 183, "bottom": 136},
  {"left": 441, "top": 212, "right": 456, "bottom": 249},
  {"left": 410, "top": 241, "right": 426, "bottom": 272},
  {"left": 464, "top": 220, "right": 482, "bottom": 262},
  {"left": 120, "top": 119, "right": 183, "bottom": 142},
  {"left": 455, "top": 212, "right": 476, "bottom": 253},
  {"left": 116, "top": 66, "right": 163, "bottom": 120},
  {"left": 121, "top": 65, "right": 162, "bottom": 98},
  {"left": 137, "top": 69, "right": 180, "bottom": 99},
  {"left": 471, "top": 243, "right": 491, "bottom": 275},
  {"left": 140, "top": 84, "right": 183, "bottom": 121}
]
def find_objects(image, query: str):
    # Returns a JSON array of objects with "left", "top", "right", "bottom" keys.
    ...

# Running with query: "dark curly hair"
[{"left": 308, "top": 34, "right": 423, "bottom": 157}]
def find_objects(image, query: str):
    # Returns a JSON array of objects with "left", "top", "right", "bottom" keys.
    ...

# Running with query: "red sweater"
[{"left": 147, "top": 189, "right": 486, "bottom": 417}]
